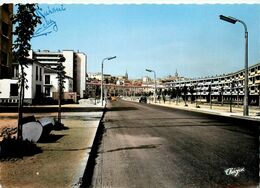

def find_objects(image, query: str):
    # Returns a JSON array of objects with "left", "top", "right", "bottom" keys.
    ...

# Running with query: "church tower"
[
  {"left": 125, "top": 69, "right": 128, "bottom": 80},
  {"left": 175, "top": 69, "right": 178, "bottom": 78}
]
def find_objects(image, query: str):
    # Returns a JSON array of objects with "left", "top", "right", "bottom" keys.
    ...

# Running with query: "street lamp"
[
  {"left": 219, "top": 15, "right": 249, "bottom": 116},
  {"left": 146, "top": 69, "right": 157, "bottom": 103},
  {"left": 101, "top": 56, "right": 116, "bottom": 106}
]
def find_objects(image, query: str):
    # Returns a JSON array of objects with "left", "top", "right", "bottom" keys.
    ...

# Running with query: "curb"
[
  {"left": 75, "top": 104, "right": 107, "bottom": 188},
  {"left": 125, "top": 99, "right": 260, "bottom": 123},
  {"left": 157, "top": 103, "right": 260, "bottom": 123}
]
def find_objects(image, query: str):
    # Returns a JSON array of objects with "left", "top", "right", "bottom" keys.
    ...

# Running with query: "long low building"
[{"left": 164, "top": 63, "right": 260, "bottom": 105}]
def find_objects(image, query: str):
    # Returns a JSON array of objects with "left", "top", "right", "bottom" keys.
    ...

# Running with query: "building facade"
[
  {"left": 164, "top": 63, "right": 260, "bottom": 105},
  {"left": 0, "top": 4, "right": 13, "bottom": 79},
  {"left": 29, "top": 50, "right": 86, "bottom": 98},
  {"left": 0, "top": 61, "right": 45, "bottom": 104},
  {"left": 43, "top": 67, "right": 73, "bottom": 98}
]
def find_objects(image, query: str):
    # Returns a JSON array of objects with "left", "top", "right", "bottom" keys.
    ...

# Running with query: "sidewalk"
[
  {"left": 125, "top": 97, "right": 260, "bottom": 122},
  {"left": 0, "top": 101, "right": 105, "bottom": 188}
]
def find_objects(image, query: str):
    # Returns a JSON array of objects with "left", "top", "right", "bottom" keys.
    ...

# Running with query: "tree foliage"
[
  {"left": 12, "top": 4, "right": 41, "bottom": 64},
  {"left": 11, "top": 4, "right": 42, "bottom": 140},
  {"left": 57, "top": 55, "right": 66, "bottom": 125}
]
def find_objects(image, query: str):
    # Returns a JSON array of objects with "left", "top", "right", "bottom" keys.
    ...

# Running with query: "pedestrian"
[{"left": 163, "top": 95, "right": 166, "bottom": 104}]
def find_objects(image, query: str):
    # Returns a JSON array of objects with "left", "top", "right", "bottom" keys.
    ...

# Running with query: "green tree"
[
  {"left": 12, "top": 4, "right": 41, "bottom": 140},
  {"left": 189, "top": 85, "right": 195, "bottom": 104},
  {"left": 208, "top": 85, "right": 212, "bottom": 109},
  {"left": 258, "top": 85, "right": 260, "bottom": 108},
  {"left": 57, "top": 55, "right": 66, "bottom": 125},
  {"left": 219, "top": 86, "right": 224, "bottom": 106},
  {"left": 182, "top": 85, "right": 188, "bottom": 106}
]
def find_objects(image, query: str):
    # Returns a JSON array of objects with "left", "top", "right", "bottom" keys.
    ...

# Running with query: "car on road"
[
  {"left": 111, "top": 96, "right": 118, "bottom": 101},
  {"left": 139, "top": 96, "right": 147, "bottom": 103}
]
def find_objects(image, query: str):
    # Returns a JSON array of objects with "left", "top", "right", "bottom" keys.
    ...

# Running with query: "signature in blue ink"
[
  {"left": 39, "top": 5, "right": 66, "bottom": 17},
  {"left": 33, "top": 5, "right": 66, "bottom": 38}
]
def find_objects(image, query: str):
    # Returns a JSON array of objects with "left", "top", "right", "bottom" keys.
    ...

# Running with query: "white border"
[{"left": 2, "top": 0, "right": 260, "bottom": 4}]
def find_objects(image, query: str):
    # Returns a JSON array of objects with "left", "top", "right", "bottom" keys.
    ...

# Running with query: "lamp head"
[
  {"left": 107, "top": 56, "right": 116, "bottom": 60},
  {"left": 219, "top": 15, "right": 237, "bottom": 24}
]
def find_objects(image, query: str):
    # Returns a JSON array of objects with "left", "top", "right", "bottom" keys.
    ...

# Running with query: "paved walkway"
[
  {"left": 125, "top": 97, "right": 260, "bottom": 121},
  {"left": 0, "top": 101, "right": 104, "bottom": 188}
]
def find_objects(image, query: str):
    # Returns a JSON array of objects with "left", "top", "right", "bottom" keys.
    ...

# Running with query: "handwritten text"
[
  {"left": 33, "top": 5, "right": 66, "bottom": 38},
  {"left": 225, "top": 167, "right": 245, "bottom": 177}
]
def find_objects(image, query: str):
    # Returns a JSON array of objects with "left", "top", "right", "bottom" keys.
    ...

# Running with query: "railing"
[{"left": 0, "top": 98, "right": 19, "bottom": 104}]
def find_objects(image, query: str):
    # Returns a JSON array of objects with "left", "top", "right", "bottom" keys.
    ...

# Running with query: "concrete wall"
[
  {"left": 49, "top": 74, "right": 58, "bottom": 98},
  {"left": 0, "top": 79, "right": 18, "bottom": 98},
  {"left": 23, "top": 63, "right": 44, "bottom": 99},
  {"left": 76, "top": 52, "right": 86, "bottom": 98},
  {"left": 64, "top": 77, "right": 73, "bottom": 93},
  {"left": 63, "top": 50, "right": 74, "bottom": 78}
]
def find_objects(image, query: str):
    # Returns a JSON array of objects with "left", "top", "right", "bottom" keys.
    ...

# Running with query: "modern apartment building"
[
  {"left": 0, "top": 3, "right": 13, "bottom": 79},
  {"left": 164, "top": 63, "right": 260, "bottom": 104},
  {"left": 29, "top": 50, "right": 86, "bottom": 98}
]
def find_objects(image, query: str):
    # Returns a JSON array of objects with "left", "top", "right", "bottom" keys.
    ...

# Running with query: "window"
[
  {"left": 40, "top": 68, "right": 42, "bottom": 81},
  {"left": 36, "top": 66, "right": 38, "bottom": 81},
  {"left": 45, "top": 75, "right": 50, "bottom": 84},
  {"left": 45, "top": 88, "right": 50, "bottom": 96},
  {"left": 2, "top": 22, "right": 9, "bottom": 37},
  {"left": 35, "top": 84, "right": 41, "bottom": 97},
  {"left": 10, "top": 84, "right": 18, "bottom": 96},
  {"left": 0, "top": 65, "right": 9, "bottom": 79},
  {"left": 1, "top": 52, "right": 8, "bottom": 65},
  {"left": 12, "top": 65, "right": 19, "bottom": 78},
  {"left": 2, "top": 4, "right": 10, "bottom": 12},
  {"left": 1, "top": 38, "right": 7, "bottom": 51}
]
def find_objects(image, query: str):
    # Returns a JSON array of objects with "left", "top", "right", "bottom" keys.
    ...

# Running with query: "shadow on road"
[{"left": 104, "top": 144, "right": 161, "bottom": 153}]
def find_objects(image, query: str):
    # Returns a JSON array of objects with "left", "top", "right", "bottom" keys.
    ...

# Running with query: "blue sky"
[{"left": 28, "top": 4, "right": 260, "bottom": 79}]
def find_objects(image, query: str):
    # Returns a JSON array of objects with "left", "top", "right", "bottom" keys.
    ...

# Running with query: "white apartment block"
[
  {"left": 29, "top": 49, "right": 86, "bottom": 98},
  {"left": 0, "top": 61, "right": 44, "bottom": 104},
  {"left": 164, "top": 62, "right": 260, "bottom": 104}
]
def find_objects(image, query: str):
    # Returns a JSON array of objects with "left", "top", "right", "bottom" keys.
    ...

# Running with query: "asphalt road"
[{"left": 88, "top": 100, "right": 259, "bottom": 188}]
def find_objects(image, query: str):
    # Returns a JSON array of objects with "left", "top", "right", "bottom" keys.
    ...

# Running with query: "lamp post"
[
  {"left": 146, "top": 69, "right": 157, "bottom": 103},
  {"left": 219, "top": 15, "right": 249, "bottom": 116},
  {"left": 195, "top": 84, "right": 199, "bottom": 108},
  {"left": 101, "top": 56, "right": 116, "bottom": 106}
]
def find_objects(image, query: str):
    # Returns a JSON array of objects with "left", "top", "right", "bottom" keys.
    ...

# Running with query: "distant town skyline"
[{"left": 22, "top": 3, "right": 260, "bottom": 79}]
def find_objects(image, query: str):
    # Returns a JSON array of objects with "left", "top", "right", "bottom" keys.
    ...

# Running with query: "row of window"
[
  {"left": 36, "top": 59, "right": 60, "bottom": 62},
  {"left": 35, "top": 54, "right": 61, "bottom": 58},
  {"left": 9, "top": 84, "right": 47, "bottom": 97}
]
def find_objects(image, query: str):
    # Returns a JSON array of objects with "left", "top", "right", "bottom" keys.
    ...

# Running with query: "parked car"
[
  {"left": 111, "top": 96, "right": 118, "bottom": 101},
  {"left": 139, "top": 96, "right": 147, "bottom": 103}
]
